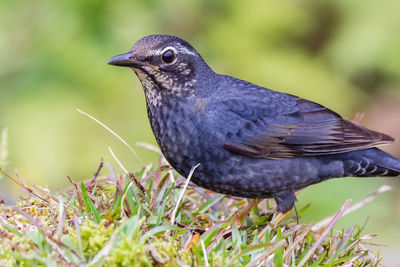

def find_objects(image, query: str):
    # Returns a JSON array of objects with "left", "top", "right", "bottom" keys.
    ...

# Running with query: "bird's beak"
[{"left": 107, "top": 52, "right": 144, "bottom": 68}]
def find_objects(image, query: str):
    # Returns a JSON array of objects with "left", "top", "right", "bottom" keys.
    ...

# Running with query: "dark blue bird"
[{"left": 108, "top": 35, "right": 400, "bottom": 213}]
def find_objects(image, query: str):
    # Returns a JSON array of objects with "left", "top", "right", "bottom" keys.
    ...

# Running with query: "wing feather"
[{"left": 221, "top": 96, "right": 394, "bottom": 159}]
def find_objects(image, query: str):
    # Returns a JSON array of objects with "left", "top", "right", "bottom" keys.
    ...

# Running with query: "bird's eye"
[{"left": 161, "top": 49, "right": 175, "bottom": 64}]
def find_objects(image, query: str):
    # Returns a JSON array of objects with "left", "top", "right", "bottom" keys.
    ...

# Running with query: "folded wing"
[{"left": 215, "top": 94, "right": 394, "bottom": 159}]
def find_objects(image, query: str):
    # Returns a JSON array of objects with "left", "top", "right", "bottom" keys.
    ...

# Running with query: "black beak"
[{"left": 107, "top": 52, "right": 143, "bottom": 68}]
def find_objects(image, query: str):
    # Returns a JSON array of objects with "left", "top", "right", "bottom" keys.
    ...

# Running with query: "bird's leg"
[
  {"left": 226, "top": 199, "right": 263, "bottom": 226},
  {"left": 270, "top": 190, "right": 296, "bottom": 225},
  {"left": 293, "top": 204, "right": 299, "bottom": 225},
  {"left": 272, "top": 190, "right": 297, "bottom": 214}
]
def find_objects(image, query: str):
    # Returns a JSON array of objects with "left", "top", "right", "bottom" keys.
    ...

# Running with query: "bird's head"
[{"left": 108, "top": 35, "right": 213, "bottom": 105}]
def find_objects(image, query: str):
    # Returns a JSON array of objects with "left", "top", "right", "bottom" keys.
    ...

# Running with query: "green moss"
[
  {"left": 149, "top": 236, "right": 192, "bottom": 266},
  {"left": 0, "top": 252, "right": 47, "bottom": 267},
  {"left": 71, "top": 219, "right": 115, "bottom": 259},
  {"left": 0, "top": 222, "right": 48, "bottom": 266},
  {"left": 0, "top": 163, "right": 384, "bottom": 266},
  {"left": 106, "top": 235, "right": 152, "bottom": 267},
  {"left": 0, "top": 234, "right": 48, "bottom": 266}
]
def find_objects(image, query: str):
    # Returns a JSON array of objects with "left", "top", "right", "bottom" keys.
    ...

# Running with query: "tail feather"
[{"left": 344, "top": 148, "right": 400, "bottom": 177}]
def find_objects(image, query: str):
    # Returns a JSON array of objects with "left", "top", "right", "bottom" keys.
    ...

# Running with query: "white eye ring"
[{"left": 160, "top": 46, "right": 178, "bottom": 64}]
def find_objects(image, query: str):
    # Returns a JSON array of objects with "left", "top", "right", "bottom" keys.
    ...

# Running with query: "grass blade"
[{"left": 80, "top": 182, "right": 101, "bottom": 223}]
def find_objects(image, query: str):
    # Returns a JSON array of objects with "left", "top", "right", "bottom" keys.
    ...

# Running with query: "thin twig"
[
  {"left": 77, "top": 109, "right": 144, "bottom": 165},
  {"left": 88, "top": 158, "right": 104, "bottom": 188},
  {"left": 170, "top": 163, "right": 200, "bottom": 225},
  {"left": 282, "top": 223, "right": 314, "bottom": 263},
  {"left": 298, "top": 199, "right": 352, "bottom": 267},
  {"left": 314, "top": 185, "right": 391, "bottom": 230},
  {"left": 201, "top": 239, "right": 209, "bottom": 267},
  {"left": 108, "top": 147, "right": 128, "bottom": 174},
  {"left": 245, "top": 239, "right": 287, "bottom": 267},
  {"left": 136, "top": 141, "right": 162, "bottom": 155},
  {"left": 0, "top": 168, "right": 49, "bottom": 203}
]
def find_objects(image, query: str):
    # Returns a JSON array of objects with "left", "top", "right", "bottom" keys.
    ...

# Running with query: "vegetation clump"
[{"left": 0, "top": 159, "right": 384, "bottom": 266}]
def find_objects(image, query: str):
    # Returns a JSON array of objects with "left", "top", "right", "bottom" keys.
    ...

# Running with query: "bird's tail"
[{"left": 344, "top": 148, "right": 400, "bottom": 177}]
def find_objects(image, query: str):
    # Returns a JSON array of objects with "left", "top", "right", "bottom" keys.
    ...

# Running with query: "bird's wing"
[{"left": 208, "top": 90, "right": 394, "bottom": 159}]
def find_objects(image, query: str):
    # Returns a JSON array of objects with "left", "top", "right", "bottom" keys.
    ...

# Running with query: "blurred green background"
[{"left": 1, "top": 0, "right": 400, "bottom": 264}]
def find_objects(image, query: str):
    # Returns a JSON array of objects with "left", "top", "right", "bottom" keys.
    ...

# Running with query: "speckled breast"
[{"left": 145, "top": 95, "right": 235, "bottom": 181}]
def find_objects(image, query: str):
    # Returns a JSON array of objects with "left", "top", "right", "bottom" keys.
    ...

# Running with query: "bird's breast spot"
[{"left": 145, "top": 89, "right": 162, "bottom": 107}]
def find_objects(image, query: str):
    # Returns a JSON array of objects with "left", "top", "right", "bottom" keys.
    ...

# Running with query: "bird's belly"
[
  {"left": 171, "top": 151, "right": 346, "bottom": 198},
  {"left": 187, "top": 156, "right": 311, "bottom": 198},
  {"left": 160, "top": 136, "right": 343, "bottom": 198}
]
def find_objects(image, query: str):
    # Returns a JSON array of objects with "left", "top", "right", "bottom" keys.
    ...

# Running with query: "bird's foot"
[{"left": 273, "top": 190, "right": 297, "bottom": 214}]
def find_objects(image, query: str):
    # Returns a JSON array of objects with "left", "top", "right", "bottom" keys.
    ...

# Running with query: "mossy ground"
[{"left": 0, "top": 157, "right": 385, "bottom": 266}]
